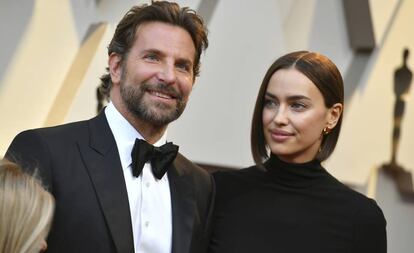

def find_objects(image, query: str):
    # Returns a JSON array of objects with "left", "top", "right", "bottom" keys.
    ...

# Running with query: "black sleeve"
[
  {"left": 5, "top": 129, "right": 53, "bottom": 191},
  {"left": 353, "top": 199, "right": 387, "bottom": 253}
]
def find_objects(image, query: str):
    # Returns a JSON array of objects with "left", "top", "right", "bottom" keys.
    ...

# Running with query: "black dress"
[{"left": 209, "top": 155, "right": 386, "bottom": 253}]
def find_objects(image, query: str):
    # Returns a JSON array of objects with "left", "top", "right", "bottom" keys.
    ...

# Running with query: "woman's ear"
[
  {"left": 326, "top": 103, "right": 343, "bottom": 129},
  {"left": 108, "top": 53, "right": 123, "bottom": 86}
]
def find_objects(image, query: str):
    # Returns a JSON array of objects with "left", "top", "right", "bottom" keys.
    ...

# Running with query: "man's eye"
[
  {"left": 176, "top": 63, "right": 190, "bottom": 72},
  {"left": 144, "top": 54, "right": 159, "bottom": 61}
]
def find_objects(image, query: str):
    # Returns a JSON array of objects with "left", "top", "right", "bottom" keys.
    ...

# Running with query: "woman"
[
  {"left": 0, "top": 159, "right": 55, "bottom": 253},
  {"left": 209, "top": 51, "right": 386, "bottom": 253}
]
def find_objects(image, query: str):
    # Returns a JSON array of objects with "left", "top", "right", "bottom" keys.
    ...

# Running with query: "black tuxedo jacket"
[{"left": 5, "top": 112, "right": 214, "bottom": 253}]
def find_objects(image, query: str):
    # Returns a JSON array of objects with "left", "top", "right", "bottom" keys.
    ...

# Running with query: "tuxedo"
[{"left": 5, "top": 112, "right": 214, "bottom": 253}]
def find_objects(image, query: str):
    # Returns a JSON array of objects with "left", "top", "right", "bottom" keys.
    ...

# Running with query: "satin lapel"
[
  {"left": 78, "top": 113, "right": 134, "bottom": 253},
  {"left": 169, "top": 158, "right": 196, "bottom": 253}
]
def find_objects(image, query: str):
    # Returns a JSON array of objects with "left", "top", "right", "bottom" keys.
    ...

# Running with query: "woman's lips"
[{"left": 270, "top": 129, "right": 293, "bottom": 142}]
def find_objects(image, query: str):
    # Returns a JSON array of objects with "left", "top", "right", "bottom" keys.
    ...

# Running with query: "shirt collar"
[{"left": 105, "top": 102, "right": 168, "bottom": 170}]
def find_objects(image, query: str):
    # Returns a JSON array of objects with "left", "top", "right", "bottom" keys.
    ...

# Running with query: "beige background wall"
[
  {"left": 326, "top": 0, "right": 414, "bottom": 185},
  {"left": 1, "top": 0, "right": 413, "bottom": 251}
]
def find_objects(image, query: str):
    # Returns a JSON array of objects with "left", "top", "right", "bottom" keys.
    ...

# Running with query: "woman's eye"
[
  {"left": 290, "top": 102, "right": 306, "bottom": 110},
  {"left": 264, "top": 99, "right": 277, "bottom": 108}
]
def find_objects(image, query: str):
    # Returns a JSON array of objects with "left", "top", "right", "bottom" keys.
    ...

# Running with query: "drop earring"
[{"left": 322, "top": 127, "right": 330, "bottom": 135}]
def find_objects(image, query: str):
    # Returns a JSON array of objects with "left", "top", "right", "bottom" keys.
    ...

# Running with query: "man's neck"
[
  {"left": 129, "top": 117, "right": 167, "bottom": 144},
  {"left": 112, "top": 101, "right": 167, "bottom": 145}
]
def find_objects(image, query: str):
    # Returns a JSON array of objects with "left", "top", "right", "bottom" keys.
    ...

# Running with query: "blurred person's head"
[{"left": 0, "top": 159, "right": 55, "bottom": 253}]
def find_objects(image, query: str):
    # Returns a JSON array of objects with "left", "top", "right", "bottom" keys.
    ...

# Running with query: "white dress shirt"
[{"left": 105, "top": 102, "right": 172, "bottom": 253}]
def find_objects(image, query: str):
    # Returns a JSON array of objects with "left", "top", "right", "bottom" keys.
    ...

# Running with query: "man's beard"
[{"left": 120, "top": 79, "right": 187, "bottom": 127}]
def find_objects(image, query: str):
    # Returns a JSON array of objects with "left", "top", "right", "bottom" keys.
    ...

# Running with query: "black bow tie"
[{"left": 131, "top": 139, "right": 179, "bottom": 179}]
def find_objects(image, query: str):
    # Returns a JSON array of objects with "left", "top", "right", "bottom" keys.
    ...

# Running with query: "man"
[{"left": 5, "top": 2, "right": 213, "bottom": 253}]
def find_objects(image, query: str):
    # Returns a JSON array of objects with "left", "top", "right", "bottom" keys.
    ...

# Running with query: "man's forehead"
[{"left": 133, "top": 22, "right": 196, "bottom": 61}]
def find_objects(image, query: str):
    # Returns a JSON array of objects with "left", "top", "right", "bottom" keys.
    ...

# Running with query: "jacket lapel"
[
  {"left": 169, "top": 156, "right": 197, "bottom": 253},
  {"left": 78, "top": 112, "right": 134, "bottom": 253}
]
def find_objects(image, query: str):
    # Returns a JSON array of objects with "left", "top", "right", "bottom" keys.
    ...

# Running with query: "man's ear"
[
  {"left": 108, "top": 53, "right": 123, "bottom": 85},
  {"left": 326, "top": 103, "right": 343, "bottom": 129}
]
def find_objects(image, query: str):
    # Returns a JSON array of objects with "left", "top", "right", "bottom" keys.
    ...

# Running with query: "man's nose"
[{"left": 157, "top": 63, "right": 176, "bottom": 85}]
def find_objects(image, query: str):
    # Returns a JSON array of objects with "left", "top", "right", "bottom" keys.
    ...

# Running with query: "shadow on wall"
[
  {"left": 0, "top": 1, "right": 34, "bottom": 89},
  {"left": 343, "top": 52, "right": 371, "bottom": 102},
  {"left": 68, "top": 0, "right": 101, "bottom": 44},
  {"left": 196, "top": 0, "right": 219, "bottom": 27},
  {"left": 382, "top": 48, "right": 414, "bottom": 200}
]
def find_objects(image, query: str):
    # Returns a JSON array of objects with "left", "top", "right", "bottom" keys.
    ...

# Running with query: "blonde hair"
[{"left": 0, "top": 159, "right": 55, "bottom": 253}]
